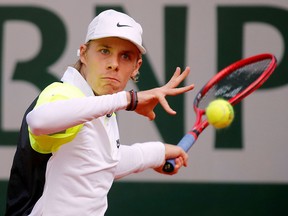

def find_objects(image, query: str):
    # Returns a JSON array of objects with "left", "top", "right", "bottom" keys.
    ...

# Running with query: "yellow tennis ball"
[{"left": 206, "top": 99, "right": 234, "bottom": 129}]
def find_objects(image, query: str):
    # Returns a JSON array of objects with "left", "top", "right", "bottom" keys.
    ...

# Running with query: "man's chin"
[{"left": 95, "top": 87, "right": 120, "bottom": 95}]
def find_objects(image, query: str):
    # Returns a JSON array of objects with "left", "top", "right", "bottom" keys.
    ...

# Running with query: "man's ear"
[
  {"left": 131, "top": 58, "right": 142, "bottom": 78},
  {"left": 79, "top": 44, "right": 88, "bottom": 65}
]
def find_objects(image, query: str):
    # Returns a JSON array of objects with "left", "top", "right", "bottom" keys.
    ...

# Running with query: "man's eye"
[
  {"left": 122, "top": 54, "right": 130, "bottom": 60},
  {"left": 100, "top": 49, "right": 110, "bottom": 54}
]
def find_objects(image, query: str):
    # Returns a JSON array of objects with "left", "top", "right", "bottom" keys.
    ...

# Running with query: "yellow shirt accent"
[{"left": 29, "top": 82, "right": 85, "bottom": 153}]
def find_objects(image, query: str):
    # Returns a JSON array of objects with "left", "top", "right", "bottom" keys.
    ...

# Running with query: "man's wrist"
[{"left": 126, "top": 89, "right": 138, "bottom": 111}]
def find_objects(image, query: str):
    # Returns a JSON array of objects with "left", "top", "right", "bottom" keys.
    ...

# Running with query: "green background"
[{"left": 2, "top": 181, "right": 288, "bottom": 215}]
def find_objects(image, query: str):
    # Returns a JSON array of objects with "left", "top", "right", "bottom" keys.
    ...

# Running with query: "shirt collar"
[{"left": 61, "top": 66, "right": 94, "bottom": 96}]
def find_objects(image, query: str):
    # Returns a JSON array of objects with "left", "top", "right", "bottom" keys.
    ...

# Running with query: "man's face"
[{"left": 79, "top": 37, "right": 142, "bottom": 95}]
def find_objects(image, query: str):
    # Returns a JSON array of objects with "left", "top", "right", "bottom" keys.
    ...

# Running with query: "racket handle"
[{"left": 162, "top": 133, "right": 196, "bottom": 173}]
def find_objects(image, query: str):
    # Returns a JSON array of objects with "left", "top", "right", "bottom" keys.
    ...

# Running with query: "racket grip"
[{"left": 162, "top": 133, "right": 196, "bottom": 173}]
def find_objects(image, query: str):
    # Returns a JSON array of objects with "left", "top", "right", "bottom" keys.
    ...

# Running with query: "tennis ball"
[{"left": 206, "top": 99, "right": 234, "bottom": 129}]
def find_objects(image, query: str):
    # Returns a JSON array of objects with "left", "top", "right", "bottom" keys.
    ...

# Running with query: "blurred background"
[{"left": 0, "top": 0, "right": 288, "bottom": 215}]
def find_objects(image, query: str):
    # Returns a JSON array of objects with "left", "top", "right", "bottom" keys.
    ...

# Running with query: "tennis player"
[{"left": 5, "top": 9, "right": 194, "bottom": 216}]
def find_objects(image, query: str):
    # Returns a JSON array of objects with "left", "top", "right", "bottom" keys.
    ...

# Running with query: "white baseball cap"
[{"left": 84, "top": 9, "right": 146, "bottom": 54}]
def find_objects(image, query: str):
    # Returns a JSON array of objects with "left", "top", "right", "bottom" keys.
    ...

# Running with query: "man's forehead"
[{"left": 90, "top": 37, "right": 141, "bottom": 53}]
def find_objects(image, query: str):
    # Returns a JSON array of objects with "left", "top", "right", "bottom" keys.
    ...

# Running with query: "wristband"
[{"left": 126, "top": 89, "right": 138, "bottom": 111}]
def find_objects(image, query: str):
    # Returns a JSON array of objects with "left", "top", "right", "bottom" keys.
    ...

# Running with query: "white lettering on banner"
[
  {"left": 3, "top": 21, "right": 42, "bottom": 130},
  {"left": 0, "top": 146, "right": 15, "bottom": 179}
]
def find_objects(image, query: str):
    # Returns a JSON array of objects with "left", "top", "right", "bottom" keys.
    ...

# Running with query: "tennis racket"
[{"left": 163, "top": 53, "right": 277, "bottom": 173}]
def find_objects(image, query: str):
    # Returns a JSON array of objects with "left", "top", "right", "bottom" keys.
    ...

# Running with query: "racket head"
[
  {"left": 163, "top": 53, "right": 277, "bottom": 173},
  {"left": 192, "top": 53, "right": 277, "bottom": 133}
]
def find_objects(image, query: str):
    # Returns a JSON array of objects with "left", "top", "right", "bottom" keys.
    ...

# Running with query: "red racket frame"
[
  {"left": 163, "top": 53, "right": 277, "bottom": 173},
  {"left": 191, "top": 53, "right": 277, "bottom": 135}
]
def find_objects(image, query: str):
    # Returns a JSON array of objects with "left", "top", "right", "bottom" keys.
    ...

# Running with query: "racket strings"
[{"left": 197, "top": 59, "right": 271, "bottom": 109}]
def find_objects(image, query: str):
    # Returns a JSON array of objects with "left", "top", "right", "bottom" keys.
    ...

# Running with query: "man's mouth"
[{"left": 102, "top": 77, "right": 120, "bottom": 83}]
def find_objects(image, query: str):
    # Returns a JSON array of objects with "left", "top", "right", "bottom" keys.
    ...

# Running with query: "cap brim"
[{"left": 87, "top": 34, "right": 146, "bottom": 54}]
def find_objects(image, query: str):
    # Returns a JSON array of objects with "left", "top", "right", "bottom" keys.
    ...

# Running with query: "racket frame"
[
  {"left": 163, "top": 53, "right": 277, "bottom": 173},
  {"left": 191, "top": 53, "right": 276, "bottom": 135}
]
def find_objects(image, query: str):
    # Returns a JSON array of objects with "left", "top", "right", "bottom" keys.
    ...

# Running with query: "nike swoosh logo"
[{"left": 117, "top": 22, "right": 132, "bottom": 27}]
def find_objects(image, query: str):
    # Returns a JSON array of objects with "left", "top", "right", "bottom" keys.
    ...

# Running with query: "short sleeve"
[{"left": 29, "top": 82, "right": 85, "bottom": 153}]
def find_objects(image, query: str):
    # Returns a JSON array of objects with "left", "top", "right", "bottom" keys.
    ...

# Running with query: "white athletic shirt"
[{"left": 27, "top": 67, "right": 165, "bottom": 216}]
